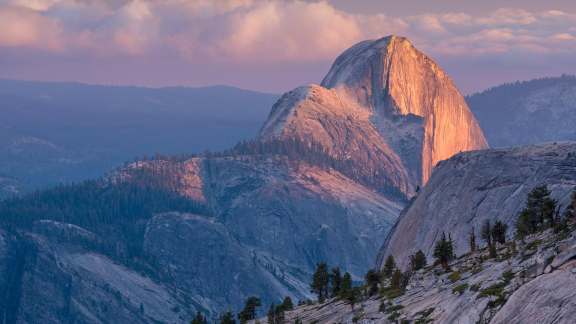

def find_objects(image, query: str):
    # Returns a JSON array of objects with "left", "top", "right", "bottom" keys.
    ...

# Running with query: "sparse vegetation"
[
  {"left": 448, "top": 271, "right": 461, "bottom": 283},
  {"left": 452, "top": 283, "right": 469, "bottom": 295}
]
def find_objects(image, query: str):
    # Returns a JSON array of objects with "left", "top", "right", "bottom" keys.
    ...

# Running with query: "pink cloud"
[{"left": 0, "top": 5, "right": 63, "bottom": 51}]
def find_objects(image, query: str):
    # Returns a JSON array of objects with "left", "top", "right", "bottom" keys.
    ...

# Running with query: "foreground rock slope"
[{"left": 272, "top": 227, "right": 576, "bottom": 324}]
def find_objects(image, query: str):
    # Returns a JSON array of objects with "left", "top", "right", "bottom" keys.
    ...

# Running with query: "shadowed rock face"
[
  {"left": 378, "top": 142, "right": 576, "bottom": 270},
  {"left": 262, "top": 36, "right": 487, "bottom": 191},
  {"left": 0, "top": 222, "right": 192, "bottom": 324}
]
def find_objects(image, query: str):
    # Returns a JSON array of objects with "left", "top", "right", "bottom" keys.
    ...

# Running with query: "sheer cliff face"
[{"left": 262, "top": 36, "right": 488, "bottom": 188}]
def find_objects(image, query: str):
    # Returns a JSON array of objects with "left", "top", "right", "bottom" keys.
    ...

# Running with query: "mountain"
[
  {"left": 0, "top": 79, "right": 277, "bottom": 193},
  {"left": 378, "top": 142, "right": 576, "bottom": 269},
  {"left": 262, "top": 36, "right": 487, "bottom": 189},
  {"left": 467, "top": 75, "right": 576, "bottom": 147},
  {"left": 0, "top": 35, "right": 486, "bottom": 321}
]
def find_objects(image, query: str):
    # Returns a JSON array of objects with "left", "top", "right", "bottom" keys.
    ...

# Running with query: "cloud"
[
  {"left": 0, "top": 0, "right": 575, "bottom": 92},
  {"left": 0, "top": 5, "right": 63, "bottom": 51}
]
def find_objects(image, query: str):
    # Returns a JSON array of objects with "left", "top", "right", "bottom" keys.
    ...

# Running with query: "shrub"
[
  {"left": 501, "top": 271, "right": 514, "bottom": 285},
  {"left": 452, "top": 283, "right": 469, "bottom": 295},
  {"left": 387, "top": 312, "right": 401, "bottom": 321},
  {"left": 448, "top": 271, "right": 461, "bottom": 282},
  {"left": 478, "top": 283, "right": 505, "bottom": 298}
]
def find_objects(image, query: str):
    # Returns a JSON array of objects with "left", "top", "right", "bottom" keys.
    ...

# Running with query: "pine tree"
[
  {"left": 481, "top": 220, "right": 492, "bottom": 248},
  {"left": 489, "top": 242, "right": 497, "bottom": 259},
  {"left": 310, "top": 262, "right": 330, "bottom": 302},
  {"left": 340, "top": 272, "right": 353, "bottom": 299},
  {"left": 382, "top": 255, "right": 397, "bottom": 278},
  {"left": 390, "top": 269, "right": 406, "bottom": 290},
  {"left": 267, "top": 303, "right": 283, "bottom": 324},
  {"left": 410, "top": 250, "right": 427, "bottom": 271},
  {"left": 220, "top": 311, "right": 236, "bottom": 324},
  {"left": 281, "top": 296, "right": 293, "bottom": 311},
  {"left": 491, "top": 220, "right": 508, "bottom": 245},
  {"left": 330, "top": 267, "right": 342, "bottom": 297},
  {"left": 191, "top": 312, "right": 207, "bottom": 324},
  {"left": 469, "top": 228, "right": 477, "bottom": 253},
  {"left": 516, "top": 209, "right": 531, "bottom": 240},
  {"left": 346, "top": 287, "right": 361, "bottom": 309},
  {"left": 516, "top": 185, "right": 558, "bottom": 237},
  {"left": 365, "top": 269, "right": 381, "bottom": 296},
  {"left": 238, "top": 296, "right": 261, "bottom": 323},
  {"left": 433, "top": 232, "right": 454, "bottom": 270}
]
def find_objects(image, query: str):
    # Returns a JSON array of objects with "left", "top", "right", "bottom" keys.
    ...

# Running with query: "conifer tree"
[
  {"left": 267, "top": 303, "right": 285, "bottom": 324},
  {"left": 469, "top": 228, "right": 477, "bottom": 253},
  {"left": 310, "top": 262, "right": 330, "bottom": 302},
  {"left": 191, "top": 312, "right": 207, "bottom": 324},
  {"left": 516, "top": 185, "right": 557, "bottom": 236},
  {"left": 382, "top": 255, "right": 397, "bottom": 278},
  {"left": 491, "top": 220, "right": 508, "bottom": 245},
  {"left": 433, "top": 232, "right": 454, "bottom": 270},
  {"left": 340, "top": 272, "right": 353, "bottom": 299},
  {"left": 330, "top": 267, "right": 342, "bottom": 297},
  {"left": 410, "top": 250, "right": 427, "bottom": 271},
  {"left": 281, "top": 297, "right": 293, "bottom": 311},
  {"left": 390, "top": 269, "right": 403, "bottom": 290},
  {"left": 365, "top": 269, "right": 381, "bottom": 296},
  {"left": 238, "top": 297, "right": 261, "bottom": 323},
  {"left": 220, "top": 311, "right": 236, "bottom": 324},
  {"left": 481, "top": 220, "right": 492, "bottom": 248}
]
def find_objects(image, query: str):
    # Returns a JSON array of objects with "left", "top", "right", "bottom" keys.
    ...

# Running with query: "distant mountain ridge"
[
  {"left": 467, "top": 75, "right": 576, "bottom": 148},
  {"left": 0, "top": 79, "right": 278, "bottom": 194}
]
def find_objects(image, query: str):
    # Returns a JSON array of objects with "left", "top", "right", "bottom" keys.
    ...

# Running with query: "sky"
[{"left": 1, "top": 0, "right": 576, "bottom": 94}]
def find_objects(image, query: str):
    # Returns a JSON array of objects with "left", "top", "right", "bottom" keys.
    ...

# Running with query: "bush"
[
  {"left": 478, "top": 283, "right": 505, "bottom": 298},
  {"left": 501, "top": 271, "right": 514, "bottom": 284},
  {"left": 448, "top": 271, "right": 461, "bottom": 282},
  {"left": 452, "top": 283, "right": 469, "bottom": 295},
  {"left": 380, "top": 287, "right": 404, "bottom": 300},
  {"left": 470, "top": 283, "right": 481, "bottom": 292},
  {"left": 387, "top": 312, "right": 401, "bottom": 321}
]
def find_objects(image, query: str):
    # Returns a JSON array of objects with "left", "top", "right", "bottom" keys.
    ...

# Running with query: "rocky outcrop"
[
  {"left": 262, "top": 36, "right": 487, "bottom": 189},
  {"left": 468, "top": 75, "right": 576, "bottom": 148},
  {"left": 378, "top": 142, "right": 576, "bottom": 269},
  {"left": 490, "top": 264, "right": 576, "bottom": 324}
]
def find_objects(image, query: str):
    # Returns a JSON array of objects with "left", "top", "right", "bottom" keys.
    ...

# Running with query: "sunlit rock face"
[
  {"left": 378, "top": 142, "right": 576, "bottom": 270},
  {"left": 262, "top": 36, "right": 488, "bottom": 192}
]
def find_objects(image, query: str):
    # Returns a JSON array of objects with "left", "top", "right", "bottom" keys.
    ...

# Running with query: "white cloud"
[{"left": 0, "top": 0, "right": 575, "bottom": 62}]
